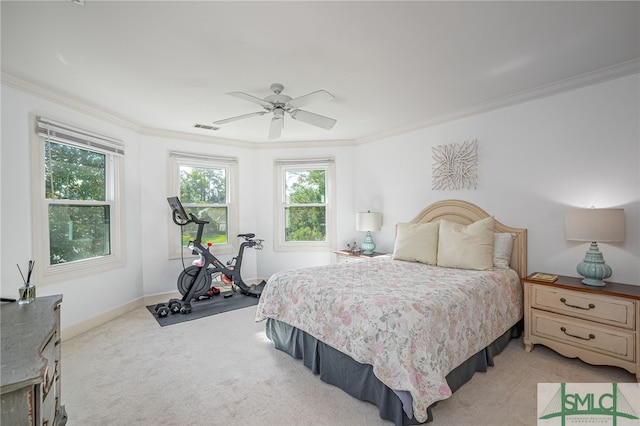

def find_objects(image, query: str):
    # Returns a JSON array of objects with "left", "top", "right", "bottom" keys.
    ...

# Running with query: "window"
[
  {"left": 275, "top": 158, "right": 335, "bottom": 251},
  {"left": 168, "top": 152, "right": 238, "bottom": 258},
  {"left": 32, "top": 116, "right": 125, "bottom": 283}
]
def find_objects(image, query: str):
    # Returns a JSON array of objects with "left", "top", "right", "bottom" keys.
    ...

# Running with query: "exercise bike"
[{"left": 155, "top": 197, "right": 266, "bottom": 317}]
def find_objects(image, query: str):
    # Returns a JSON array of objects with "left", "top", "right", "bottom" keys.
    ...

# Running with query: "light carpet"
[{"left": 61, "top": 305, "right": 635, "bottom": 425}]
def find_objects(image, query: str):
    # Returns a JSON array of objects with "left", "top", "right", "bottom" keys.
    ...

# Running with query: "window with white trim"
[
  {"left": 32, "top": 116, "right": 125, "bottom": 283},
  {"left": 168, "top": 152, "right": 238, "bottom": 258},
  {"left": 275, "top": 158, "right": 335, "bottom": 251}
]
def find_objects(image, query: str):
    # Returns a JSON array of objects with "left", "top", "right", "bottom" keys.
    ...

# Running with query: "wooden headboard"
[{"left": 410, "top": 199, "right": 528, "bottom": 278}]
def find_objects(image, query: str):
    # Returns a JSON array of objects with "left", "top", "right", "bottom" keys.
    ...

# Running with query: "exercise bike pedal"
[
  {"left": 196, "top": 286, "right": 221, "bottom": 301},
  {"left": 206, "top": 286, "right": 221, "bottom": 297}
]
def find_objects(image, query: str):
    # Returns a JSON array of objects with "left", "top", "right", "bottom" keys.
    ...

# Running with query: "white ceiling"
[{"left": 2, "top": 1, "right": 639, "bottom": 145}]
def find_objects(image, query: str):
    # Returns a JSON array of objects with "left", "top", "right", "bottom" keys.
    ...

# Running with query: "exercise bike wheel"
[{"left": 177, "top": 266, "right": 212, "bottom": 299}]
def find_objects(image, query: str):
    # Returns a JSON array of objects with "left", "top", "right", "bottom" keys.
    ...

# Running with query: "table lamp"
[
  {"left": 565, "top": 208, "right": 625, "bottom": 287},
  {"left": 356, "top": 211, "right": 382, "bottom": 255}
]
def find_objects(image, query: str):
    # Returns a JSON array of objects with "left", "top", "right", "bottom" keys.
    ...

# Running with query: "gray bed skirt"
[{"left": 265, "top": 318, "right": 523, "bottom": 425}]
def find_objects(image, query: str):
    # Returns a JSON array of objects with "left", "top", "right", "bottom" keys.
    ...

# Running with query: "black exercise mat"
[{"left": 146, "top": 293, "right": 259, "bottom": 326}]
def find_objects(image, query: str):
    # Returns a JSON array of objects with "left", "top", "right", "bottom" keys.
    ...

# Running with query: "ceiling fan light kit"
[{"left": 213, "top": 83, "right": 337, "bottom": 139}]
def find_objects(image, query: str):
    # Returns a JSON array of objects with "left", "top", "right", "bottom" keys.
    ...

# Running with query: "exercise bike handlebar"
[
  {"left": 171, "top": 209, "right": 209, "bottom": 227},
  {"left": 247, "top": 238, "right": 264, "bottom": 250}
]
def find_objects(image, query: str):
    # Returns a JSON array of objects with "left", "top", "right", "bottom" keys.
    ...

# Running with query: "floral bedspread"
[{"left": 255, "top": 257, "right": 523, "bottom": 422}]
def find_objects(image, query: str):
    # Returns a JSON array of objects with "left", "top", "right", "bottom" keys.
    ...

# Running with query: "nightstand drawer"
[
  {"left": 337, "top": 256, "right": 362, "bottom": 264},
  {"left": 531, "top": 285, "right": 635, "bottom": 329},
  {"left": 531, "top": 310, "right": 635, "bottom": 362}
]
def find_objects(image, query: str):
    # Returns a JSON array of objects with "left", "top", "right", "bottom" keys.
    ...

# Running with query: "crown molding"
[
  {"left": 2, "top": 72, "right": 358, "bottom": 148},
  {"left": 355, "top": 58, "right": 640, "bottom": 145},
  {"left": 139, "top": 127, "right": 257, "bottom": 149},
  {"left": 1, "top": 71, "right": 143, "bottom": 133},
  {"left": 5, "top": 58, "right": 638, "bottom": 148},
  {"left": 140, "top": 127, "right": 355, "bottom": 149},
  {"left": 252, "top": 138, "right": 356, "bottom": 150}
]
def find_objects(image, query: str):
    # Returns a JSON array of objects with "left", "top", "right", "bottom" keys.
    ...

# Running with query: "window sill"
[{"left": 39, "top": 254, "right": 126, "bottom": 285}]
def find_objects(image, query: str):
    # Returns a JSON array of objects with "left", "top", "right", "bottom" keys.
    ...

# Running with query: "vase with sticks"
[{"left": 17, "top": 261, "right": 36, "bottom": 305}]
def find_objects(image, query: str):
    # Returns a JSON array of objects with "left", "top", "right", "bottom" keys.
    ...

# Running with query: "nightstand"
[
  {"left": 334, "top": 250, "right": 386, "bottom": 264},
  {"left": 522, "top": 273, "right": 640, "bottom": 382}
]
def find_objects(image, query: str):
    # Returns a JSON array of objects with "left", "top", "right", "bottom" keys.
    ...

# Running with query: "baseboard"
[
  {"left": 61, "top": 290, "right": 181, "bottom": 341},
  {"left": 60, "top": 279, "right": 268, "bottom": 341},
  {"left": 143, "top": 291, "right": 182, "bottom": 307}
]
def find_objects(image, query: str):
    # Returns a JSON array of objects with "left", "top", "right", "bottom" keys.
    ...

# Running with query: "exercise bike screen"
[{"left": 167, "top": 196, "right": 189, "bottom": 222}]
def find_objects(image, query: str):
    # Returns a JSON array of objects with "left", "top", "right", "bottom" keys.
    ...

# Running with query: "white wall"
[
  {"left": 252, "top": 144, "right": 356, "bottom": 278},
  {"left": 2, "top": 73, "right": 638, "bottom": 336},
  {"left": 354, "top": 74, "right": 640, "bottom": 285},
  {"left": 1, "top": 85, "right": 144, "bottom": 331}
]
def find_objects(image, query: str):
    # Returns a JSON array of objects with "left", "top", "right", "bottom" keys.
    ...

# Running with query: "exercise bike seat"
[{"left": 237, "top": 233, "right": 255, "bottom": 239}]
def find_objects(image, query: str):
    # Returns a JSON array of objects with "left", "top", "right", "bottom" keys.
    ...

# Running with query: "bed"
[{"left": 255, "top": 199, "right": 527, "bottom": 425}]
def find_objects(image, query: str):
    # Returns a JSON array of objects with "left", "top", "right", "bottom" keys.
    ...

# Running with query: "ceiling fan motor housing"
[{"left": 263, "top": 94, "right": 292, "bottom": 110}]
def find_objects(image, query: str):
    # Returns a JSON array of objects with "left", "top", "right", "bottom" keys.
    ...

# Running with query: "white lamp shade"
[
  {"left": 356, "top": 211, "right": 382, "bottom": 232},
  {"left": 565, "top": 208, "right": 625, "bottom": 242}
]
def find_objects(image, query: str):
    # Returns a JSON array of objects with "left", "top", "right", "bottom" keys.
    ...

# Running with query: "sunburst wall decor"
[{"left": 432, "top": 139, "right": 478, "bottom": 191}]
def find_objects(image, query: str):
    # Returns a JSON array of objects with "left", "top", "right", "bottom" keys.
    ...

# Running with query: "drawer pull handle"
[
  {"left": 560, "top": 326, "right": 595, "bottom": 341},
  {"left": 560, "top": 298, "right": 595, "bottom": 310}
]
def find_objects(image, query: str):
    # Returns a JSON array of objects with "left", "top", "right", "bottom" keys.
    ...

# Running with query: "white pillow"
[
  {"left": 437, "top": 217, "right": 495, "bottom": 271},
  {"left": 494, "top": 233, "right": 516, "bottom": 269},
  {"left": 392, "top": 222, "right": 439, "bottom": 265}
]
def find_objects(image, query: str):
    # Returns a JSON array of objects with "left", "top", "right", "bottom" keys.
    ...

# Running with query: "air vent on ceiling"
[{"left": 193, "top": 123, "right": 220, "bottom": 131}]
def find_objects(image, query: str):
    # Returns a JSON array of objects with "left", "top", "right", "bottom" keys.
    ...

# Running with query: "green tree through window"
[
  {"left": 45, "top": 141, "right": 111, "bottom": 264},
  {"left": 168, "top": 153, "right": 237, "bottom": 257},
  {"left": 179, "top": 166, "right": 228, "bottom": 246},
  {"left": 285, "top": 169, "right": 327, "bottom": 241}
]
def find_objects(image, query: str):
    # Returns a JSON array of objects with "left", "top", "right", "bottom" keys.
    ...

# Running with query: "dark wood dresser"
[{"left": 1, "top": 295, "right": 67, "bottom": 425}]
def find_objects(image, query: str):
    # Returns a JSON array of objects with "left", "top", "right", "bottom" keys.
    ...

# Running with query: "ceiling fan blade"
[
  {"left": 213, "top": 111, "right": 266, "bottom": 125},
  {"left": 227, "top": 91, "right": 273, "bottom": 108},
  {"left": 287, "top": 90, "right": 335, "bottom": 109},
  {"left": 269, "top": 115, "right": 284, "bottom": 139},
  {"left": 290, "top": 109, "right": 337, "bottom": 130}
]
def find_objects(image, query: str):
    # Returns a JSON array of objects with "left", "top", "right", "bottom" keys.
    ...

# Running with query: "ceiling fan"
[{"left": 214, "top": 83, "right": 337, "bottom": 139}]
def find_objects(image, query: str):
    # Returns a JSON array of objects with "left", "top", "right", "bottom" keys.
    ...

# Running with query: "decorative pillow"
[
  {"left": 392, "top": 221, "right": 439, "bottom": 265},
  {"left": 436, "top": 216, "right": 495, "bottom": 270},
  {"left": 494, "top": 233, "right": 516, "bottom": 269}
]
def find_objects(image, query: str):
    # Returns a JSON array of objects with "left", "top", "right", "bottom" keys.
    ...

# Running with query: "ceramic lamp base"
[
  {"left": 577, "top": 242, "right": 612, "bottom": 287},
  {"left": 361, "top": 231, "right": 376, "bottom": 255}
]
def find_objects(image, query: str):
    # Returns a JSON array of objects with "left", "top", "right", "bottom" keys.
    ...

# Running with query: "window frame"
[
  {"left": 274, "top": 158, "right": 335, "bottom": 252},
  {"left": 31, "top": 116, "right": 126, "bottom": 284},
  {"left": 168, "top": 151, "right": 238, "bottom": 259}
]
